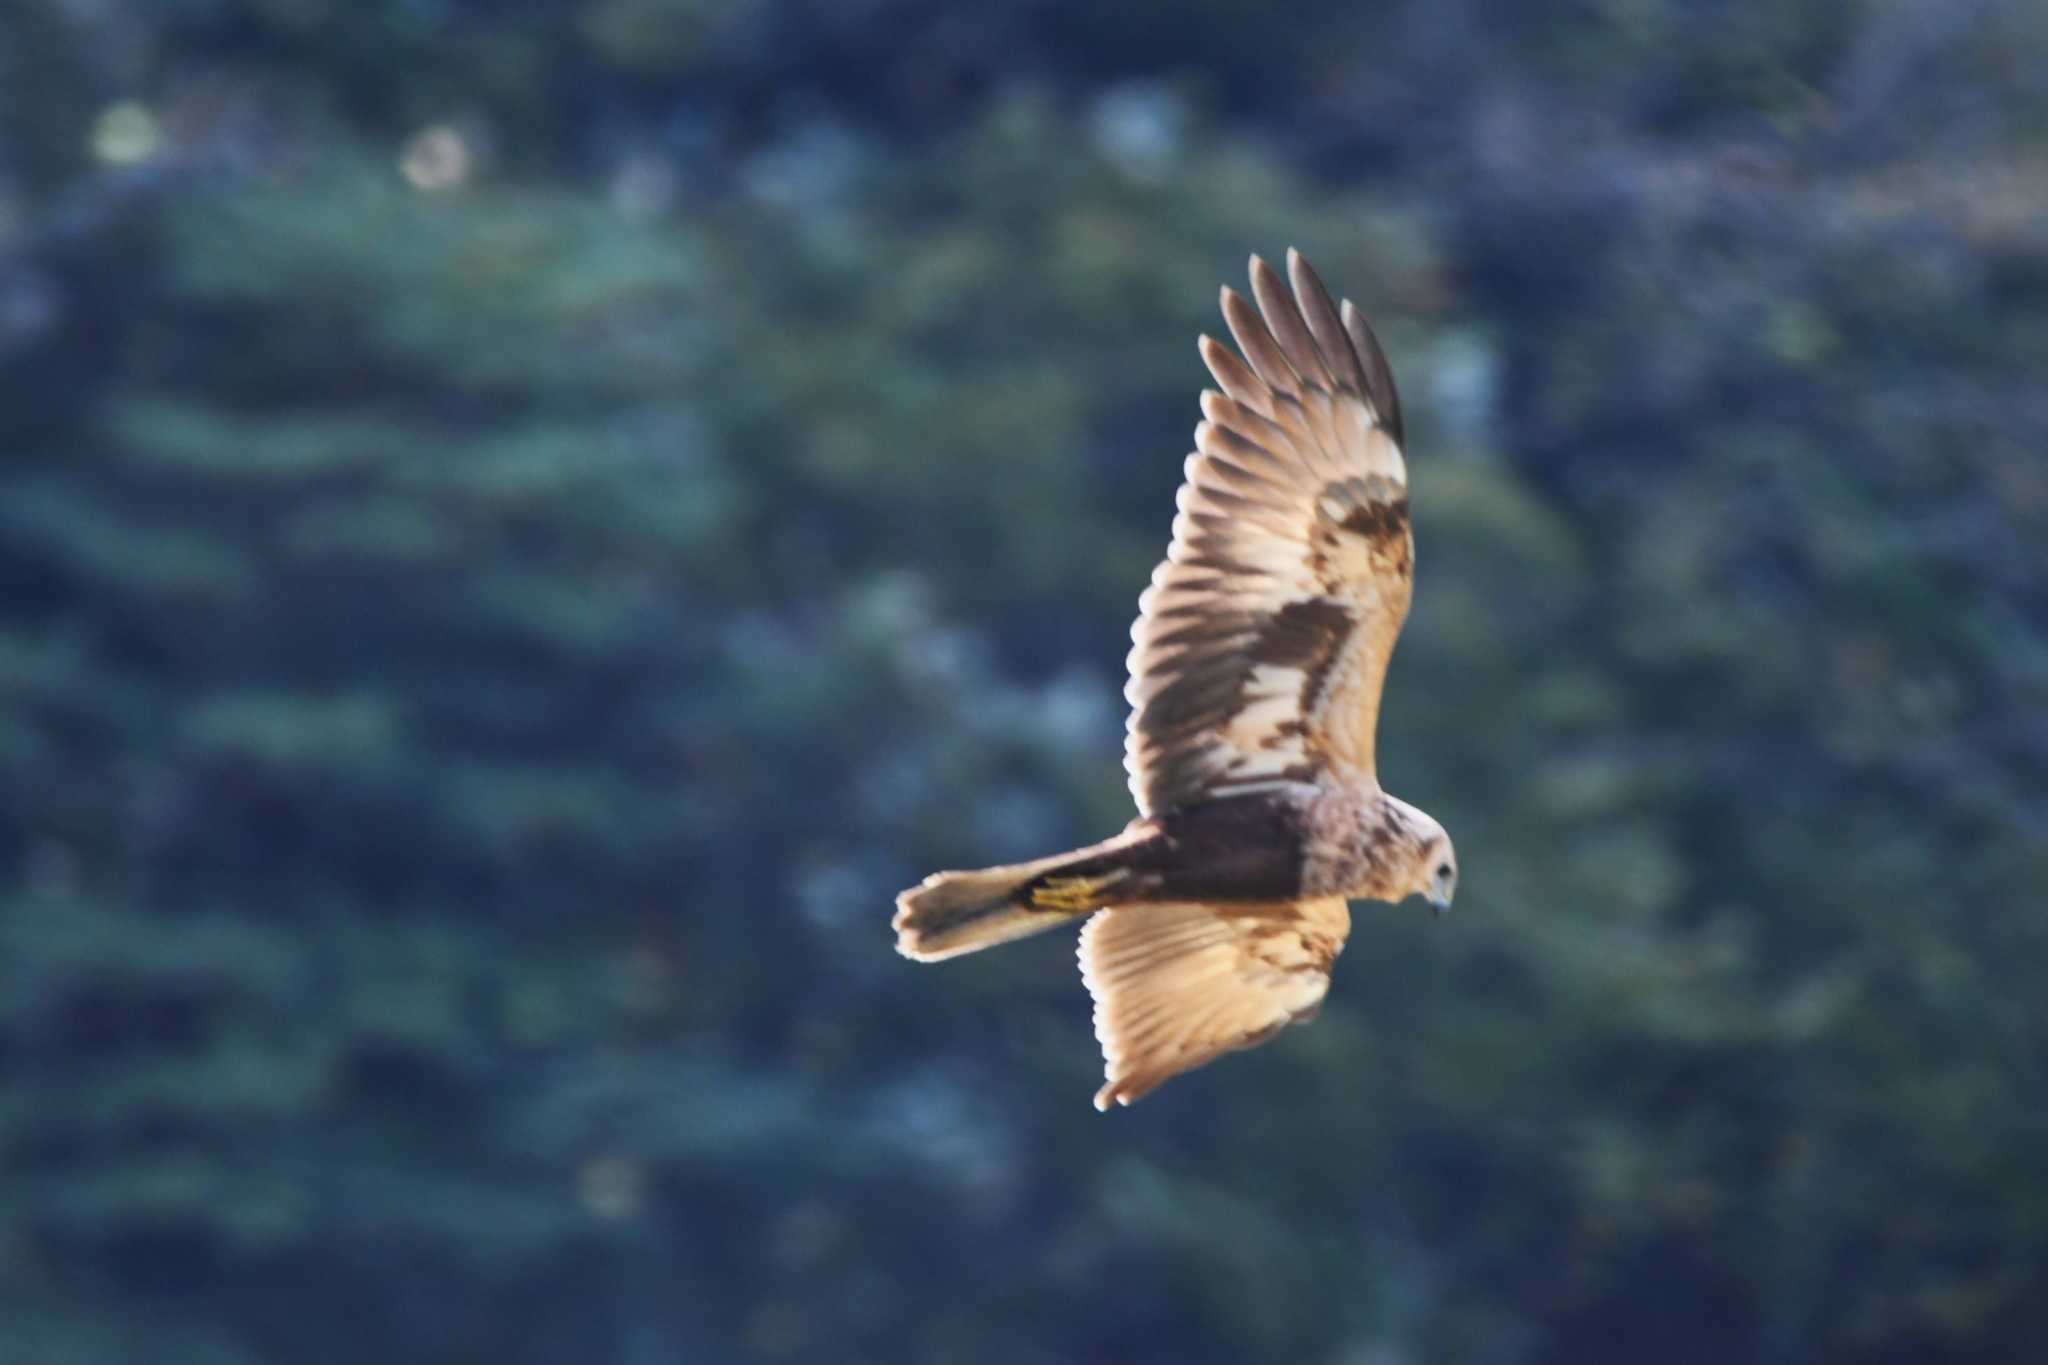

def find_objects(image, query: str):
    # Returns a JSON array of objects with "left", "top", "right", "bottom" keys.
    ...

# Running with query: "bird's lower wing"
[{"left": 1077, "top": 897, "right": 1350, "bottom": 1110}]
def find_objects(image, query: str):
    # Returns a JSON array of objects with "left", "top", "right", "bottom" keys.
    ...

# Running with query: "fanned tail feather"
[{"left": 894, "top": 840, "right": 1139, "bottom": 962}]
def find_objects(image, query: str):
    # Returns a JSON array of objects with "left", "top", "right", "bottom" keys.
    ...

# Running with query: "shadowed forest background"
[{"left": 4, "top": 2, "right": 2047, "bottom": 1362}]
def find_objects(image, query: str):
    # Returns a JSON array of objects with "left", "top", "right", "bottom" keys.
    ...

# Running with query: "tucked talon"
[{"left": 1031, "top": 872, "right": 1126, "bottom": 910}]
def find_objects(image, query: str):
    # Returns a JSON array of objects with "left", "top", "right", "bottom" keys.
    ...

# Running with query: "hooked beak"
[{"left": 1425, "top": 890, "right": 1452, "bottom": 918}]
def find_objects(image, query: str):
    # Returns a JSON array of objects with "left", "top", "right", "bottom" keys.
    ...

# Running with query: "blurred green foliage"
[{"left": 2, "top": 1, "right": 2046, "bottom": 1362}]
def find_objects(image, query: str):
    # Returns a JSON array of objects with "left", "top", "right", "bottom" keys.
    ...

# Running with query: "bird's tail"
[{"left": 893, "top": 835, "right": 1144, "bottom": 962}]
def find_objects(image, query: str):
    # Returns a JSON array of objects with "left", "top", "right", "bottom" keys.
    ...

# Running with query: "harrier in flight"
[{"left": 894, "top": 250, "right": 1457, "bottom": 1110}]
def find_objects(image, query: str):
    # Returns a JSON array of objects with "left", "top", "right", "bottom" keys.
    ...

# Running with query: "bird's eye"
[{"left": 1435, "top": 862, "right": 1451, "bottom": 880}]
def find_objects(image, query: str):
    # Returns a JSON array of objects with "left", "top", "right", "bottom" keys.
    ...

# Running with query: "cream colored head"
[{"left": 1388, "top": 796, "right": 1458, "bottom": 916}]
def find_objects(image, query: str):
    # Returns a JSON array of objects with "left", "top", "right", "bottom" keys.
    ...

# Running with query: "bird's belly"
[{"left": 1136, "top": 790, "right": 1314, "bottom": 903}]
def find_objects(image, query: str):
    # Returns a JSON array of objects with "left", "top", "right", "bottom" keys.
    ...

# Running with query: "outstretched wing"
[
  {"left": 1125, "top": 249, "right": 1413, "bottom": 817},
  {"left": 1078, "top": 897, "right": 1350, "bottom": 1110}
]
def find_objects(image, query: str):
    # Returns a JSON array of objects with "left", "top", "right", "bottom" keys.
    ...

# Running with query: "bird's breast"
[{"left": 1299, "top": 786, "right": 1410, "bottom": 901}]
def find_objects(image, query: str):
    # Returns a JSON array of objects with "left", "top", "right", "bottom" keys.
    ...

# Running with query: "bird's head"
[{"left": 1391, "top": 799, "right": 1458, "bottom": 916}]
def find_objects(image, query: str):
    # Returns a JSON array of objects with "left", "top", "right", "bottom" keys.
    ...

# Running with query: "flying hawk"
[{"left": 894, "top": 249, "right": 1458, "bottom": 1110}]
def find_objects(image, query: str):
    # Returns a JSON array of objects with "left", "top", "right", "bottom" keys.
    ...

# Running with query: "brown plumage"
[{"left": 894, "top": 250, "right": 1459, "bottom": 1109}]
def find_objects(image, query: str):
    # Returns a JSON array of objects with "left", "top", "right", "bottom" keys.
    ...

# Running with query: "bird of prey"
[{"left": 894, "top": 249, "right": 1457, "bottom": 1110}]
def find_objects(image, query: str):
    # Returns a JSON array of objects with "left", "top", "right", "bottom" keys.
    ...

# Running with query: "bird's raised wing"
[
  {"left": 1078, "top": 897, "right": 1350, "bottom": 1109},
  {"left": 1124, "top": 249, "right": 1414, "bottom": 817}
]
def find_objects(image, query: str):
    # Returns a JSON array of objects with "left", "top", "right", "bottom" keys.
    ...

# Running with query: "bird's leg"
[{"left": 1030, "top": 869, "right": 1131, "bottom": 911}]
